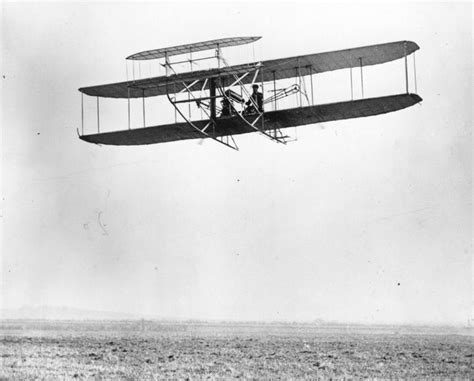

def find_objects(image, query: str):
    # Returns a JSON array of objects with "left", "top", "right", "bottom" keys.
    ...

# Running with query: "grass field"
[{"left": 1, "top": 320, "right": 472, "bottom": 379}]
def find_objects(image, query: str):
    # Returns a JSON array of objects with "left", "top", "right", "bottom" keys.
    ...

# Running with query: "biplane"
[{"left": 78, "top": 37, "right": 422, "bottom": 150}]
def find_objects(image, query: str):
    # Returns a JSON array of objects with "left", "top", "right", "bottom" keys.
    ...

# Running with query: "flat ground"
[{"left": 1, "top": 321, "right": 472, "bottom": 379}]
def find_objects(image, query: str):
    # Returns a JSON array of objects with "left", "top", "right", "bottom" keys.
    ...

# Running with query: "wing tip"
[
  {"left": 405, "top": 40, "right": 421, "bottom": 52},
  {"left": 411, "top": 93, "right": 423, "bottom": 103}
]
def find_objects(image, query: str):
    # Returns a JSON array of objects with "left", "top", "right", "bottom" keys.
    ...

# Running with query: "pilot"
[
  {"left": 244, "top": 84, "right": 264, "bottom": 115},
  {"left": 220, "top": 97, "right": 232, "bottom": 117},
  {"left": 220, "top": 90, "right": 237, "bottom": 117}
]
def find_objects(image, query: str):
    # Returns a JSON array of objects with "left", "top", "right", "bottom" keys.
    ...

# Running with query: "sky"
[{"left": 1, "top": 1, "right": 472, "bottom": 325}]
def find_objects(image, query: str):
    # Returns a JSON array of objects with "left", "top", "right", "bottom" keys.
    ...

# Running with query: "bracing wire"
[{"left": 413, "top": 52, "right": 418, "bottom": 93}]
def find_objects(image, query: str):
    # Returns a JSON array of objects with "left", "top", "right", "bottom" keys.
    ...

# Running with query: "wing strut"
[
  {"left": 166, "top": 80, "right": 239, "bottom": 150},
  {"left": 218, "top": 57, "right": 291, "bottom": 144},
  {"left": 359, "top": 57, "right": 364, "bottom": 98}
]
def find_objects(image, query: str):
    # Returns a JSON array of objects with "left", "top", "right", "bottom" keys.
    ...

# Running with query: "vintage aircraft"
[{"left": 78, "top": 37, "right": 422, "bottom": 150}]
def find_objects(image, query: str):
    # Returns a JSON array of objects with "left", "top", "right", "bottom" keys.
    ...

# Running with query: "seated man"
[
  {"left": 244, "top": 84, "right": 264, "bottom": 115},
  {"left": 220, "top": 97, "right": 232, "bottom": 117},
  {"left": 220, "top": 90, "right": 241, "bottom": 117}
]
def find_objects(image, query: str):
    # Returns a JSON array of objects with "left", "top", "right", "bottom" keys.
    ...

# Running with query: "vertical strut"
[
  {"left": 142, "top": 89, "right": 146, "bottom": 127},
  {"left": 273, "top": 70, "right": 277, "bottom": 136},
  {"left": 81, "top": 93, "right": 84, "bottom": 135},
  {"left": 165, "top": 52, "right": 170, "bottom": 77},
  {"left": 413, "top": 51, "right": 418, "bottom": 93},
  {"left": 188, "top": 48, "right": 192, "bottom": 118},
  {"left": 174, "top": 82, "right": 177, "bottom": 123},
  {"left": 127, "top": 87, "right": 131, "bottom": 130},
  {"left": 261, "top": 67, "right": 264, "bottom": 131},
  {"left": 404, "top": 41, "right": 409, "bottom": 94},
  {"left": 359, "top": 57, "right": 364, "bottom": 98},
  {"left": 295, "top": 67, "right": 299, "bottom": 107},
  {"left": 209, "top": 78, "right": 216, "bottom": 135},
  {"left": 298, "top": 67, "right": 302, "bottom": 107},
  {"left": 350, "top": 66, "right": 353, "bottom": 100},
  {"left": 272, "top": 71, "right": 277, "bottom": 111},
  {"left": 96, "top": 96, "right": 100, "bottom": 133},
  {"left": 310, "top": 66, "right": 314, "bottom": 105}
]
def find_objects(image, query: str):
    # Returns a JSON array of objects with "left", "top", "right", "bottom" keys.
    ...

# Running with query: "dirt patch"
[{"left": 0, "top": 322, "right": 472, "bottom": 379}]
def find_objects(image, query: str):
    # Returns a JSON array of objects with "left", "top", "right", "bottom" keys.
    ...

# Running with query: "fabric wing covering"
[
  {"left": 79, "top": 41, "right": 419, "bottom": 99},
  {"left": 79, "top": 94, "right": 422, "bottom": 146},
  {"left": 126, "top": 36, "right": 262, "bottom": 60}
]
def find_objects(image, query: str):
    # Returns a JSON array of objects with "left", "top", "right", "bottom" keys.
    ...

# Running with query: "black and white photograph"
[{"left": 1, "top": 0, "right": 472, "bottom": 378}]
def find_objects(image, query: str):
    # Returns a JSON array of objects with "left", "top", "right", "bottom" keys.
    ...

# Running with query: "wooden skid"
[{"left": 79, "top": 94, "right": 422, "bottom": 146}]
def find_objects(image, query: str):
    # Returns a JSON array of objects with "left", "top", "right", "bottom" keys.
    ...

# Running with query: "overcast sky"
[{"left": 1, "top": 1, "right": 472, "bottom": 325}]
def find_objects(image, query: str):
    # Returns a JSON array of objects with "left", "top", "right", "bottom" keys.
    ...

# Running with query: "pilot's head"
[{"left": 252, "top": 84, "right": 259, "bottom": 92}]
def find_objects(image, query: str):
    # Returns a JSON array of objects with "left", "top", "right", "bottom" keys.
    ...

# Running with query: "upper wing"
[
  {"left": 79, "top": 41, "right": 419, "bottom": 99},
  {"left": 78, "top": 63, "right": 261, "bottom": 98},
  {"left": 262, "top": 40, "right": 419, "bottom": 80}
]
